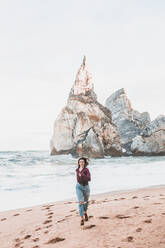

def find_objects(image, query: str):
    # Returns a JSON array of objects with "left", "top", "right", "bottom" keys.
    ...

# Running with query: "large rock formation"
[
  {"left": 105, "top": 88, "right": 151, "bottom": 154},
  {"left": 50, "top": 57, "right": 122, "bottom": 158},
  {"left": 131, "top": 115, "right": 165, "bottom": 155}
]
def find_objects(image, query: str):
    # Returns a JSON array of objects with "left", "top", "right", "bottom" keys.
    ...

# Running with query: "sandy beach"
[{"left": 1, "top": 185, "right": 165, "bottom": 248}]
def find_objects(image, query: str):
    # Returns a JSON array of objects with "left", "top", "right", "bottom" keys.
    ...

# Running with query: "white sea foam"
[{"left": 0, "top": 151, "right": 165, "bottom": 211}]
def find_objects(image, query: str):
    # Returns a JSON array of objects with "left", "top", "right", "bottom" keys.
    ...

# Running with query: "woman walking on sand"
[{"left": 76, "top": 157, "right": 91, "bottom": 226}]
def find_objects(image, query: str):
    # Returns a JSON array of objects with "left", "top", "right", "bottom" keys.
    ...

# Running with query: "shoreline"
[
  {"left": 1, "top": 185, "right": 165, "bottom": 247},
  {"left": 91, "top": 183, "right": 165, "bottom": 198},
  {"left": 1, "top": 183, "right": 165, "bottom": 214}
]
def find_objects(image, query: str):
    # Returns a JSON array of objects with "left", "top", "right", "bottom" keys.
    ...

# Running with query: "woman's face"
[{"left": 79, "top": 159, "right": 85, "bottom": 168}]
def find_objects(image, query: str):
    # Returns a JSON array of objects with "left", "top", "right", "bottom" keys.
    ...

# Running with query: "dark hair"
[{"left": 77, "top": 157, "right": 89, "bottom": 168}]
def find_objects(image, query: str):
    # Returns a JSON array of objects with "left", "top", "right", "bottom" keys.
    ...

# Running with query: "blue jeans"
[{"left": 76, "top": 183, "right": 90, "bottom": 217}]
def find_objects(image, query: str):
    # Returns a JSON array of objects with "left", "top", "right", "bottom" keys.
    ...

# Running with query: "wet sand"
[{"left": 1, "top": 185, "right": 165, "bottom": 248}]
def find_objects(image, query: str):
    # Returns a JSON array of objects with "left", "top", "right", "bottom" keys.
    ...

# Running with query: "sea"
[{"left": 0, "top": 150, "right": 165, "bottom": 212}]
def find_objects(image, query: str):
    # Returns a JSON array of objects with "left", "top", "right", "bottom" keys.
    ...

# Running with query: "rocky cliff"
[
  {"left": 131, "top": 115, "right": 165, "bottom": 155},
  {"left": 105, "top": 88, "right": 151, "bottom": 154},
  {"left": 50, "top": 57, "right": 122, "bottom": 158}
]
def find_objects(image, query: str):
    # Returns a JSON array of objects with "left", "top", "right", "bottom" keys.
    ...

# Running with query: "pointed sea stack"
[{"left": 50, "top": 57, "right": 122, "bottom": 158}]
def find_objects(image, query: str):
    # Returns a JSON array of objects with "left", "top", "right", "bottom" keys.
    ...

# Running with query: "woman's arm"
[{"left": 81, "top": 168, "right": 91, "bottom": 181}]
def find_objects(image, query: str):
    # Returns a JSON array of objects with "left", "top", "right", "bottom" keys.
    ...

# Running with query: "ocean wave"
[{"left": 0, "top": 151, "right": 165, "bottom": 211}]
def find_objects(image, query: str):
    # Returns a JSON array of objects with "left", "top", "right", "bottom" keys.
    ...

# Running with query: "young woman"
[{"left": 76, "top": 157, "right": 91, "bottom": 226}]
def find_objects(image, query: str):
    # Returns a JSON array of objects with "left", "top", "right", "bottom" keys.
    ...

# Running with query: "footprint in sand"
[
  {"left": 42, "top": 204, "right": 54, "bottom": 208},
  {"left": 143, "top": 219, "right": 152, "bottom": 223},
  {"left": 147, "top": 214, "right": 154, "bottom": 217},
  {"left": 115, "top": 214, "right": 131, "bottom": 219},
  {"left": 127, "top": 236, "right": 134, "bottom": 242},
  {"left": 65, "top": 214, "right": 72, "bottom": 218},
  {"left": 45, "top": 224, "right": 53, "bottom": 229},
  {"left": 153, "top": 202, "right": 161, "bottom": 205},
  {"left": 44, "top": 230, "right": 49, "bottom": 234},
  {"left": 98, "top": 216, "right": 109, "bottom": 219},
  {"left": 70, "top": 209, "right": 76, "bottom": 212},
  {"left": 46, "top": 237, "right": 65, "bottom": 244},
  {"left": 133, "top": 206, "right": 139, "bottom": 209},
  {"left": 161, "top": 213, "right": 165, "bottom": 215},
  {"left": 83, "top": 224, "right": 96, "bottom": 230},
  {"left": 15, "top": 238, "right": 20, "bottom": 242},
  {"left": 13, "top": 213, "right": 20, "bottom": 216},
  {"left": 15, "top": 243, "right": 23, "bottom": 248},
  {"left": 48, "top": 204, "right": 54, "bottom": 207},
  {"left": 32, "top": 246, "right": 40, "bottom": 248},
  {"left": 35, "top": 227, "right": 41, "bottom": 231},
  {"left": 48, "top": 215, "right": 53, "bottom": 219},
  {"left": 26, "top": 209, "right": 32, "bottom": 212},
  {"left": 43, "top": 219, "right": 52, "bottom": 225},
  {"left": 24, "top": 234, "right": 31, "bottom": 239},
  {"left": 136, "top": 227, "right": 142, "bottom": 232},
  {"left": 33, "top": 238, "right": 39, "bottom": 242},
  {"left": 47, "top": 212, "right": 54, "bottom": 216},
  {"left": 57, "top": 218, "right": 65, "bottom": 223},
  {"left": 132, "top": 196, "right": 138, "bottom": 199},
  {"left": 90, "top": 200, "right": 96, "bottom": 204},
  {"left": 64, "top": 201, "right": 72, "bottom": 205},
  {"left": 89, "top": 215, "right": 93, "bottom": 219},
  {"left": 14, "top": 239, "right": 24, "bottom": 248},
  {"left": 41, "top": 206, "right": 51, "bottom": 211},
  {"left": 45, "top": 207, "right": 50, "bottom": 210},
  {"left": 1, "top": 218, "right": 7, "bottom": 221}
]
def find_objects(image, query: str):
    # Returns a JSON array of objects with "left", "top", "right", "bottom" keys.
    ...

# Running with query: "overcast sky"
[{"left": 0, "top": 0, "right": 165, "bottom": 151}]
